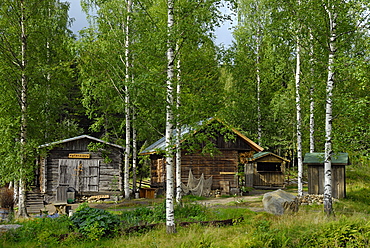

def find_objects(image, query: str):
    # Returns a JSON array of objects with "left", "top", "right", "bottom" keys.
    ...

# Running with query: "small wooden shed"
[
  {"left": 140, "top": 118, "right": 264, "bottom": 195},
  {"left": 303, "top": 152, "right": 350, "bottom": 199},
  {"left": 38, "top": 135, "right": 124, "bottom": 204},
  {"left": 245, "top": 152, "right": 289, "bottom": 189}
]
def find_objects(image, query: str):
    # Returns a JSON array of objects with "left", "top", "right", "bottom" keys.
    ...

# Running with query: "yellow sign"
[{"left": 68, "top": 153, "right": 90, "bottom": 159}]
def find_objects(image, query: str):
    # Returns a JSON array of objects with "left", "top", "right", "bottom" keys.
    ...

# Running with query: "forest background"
[{"left": 0, "top": 0, "right": 369, "bottom": 214}]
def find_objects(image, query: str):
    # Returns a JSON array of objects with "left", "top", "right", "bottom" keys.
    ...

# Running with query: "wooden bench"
[{"left": 53, "top": 202, "right": 67, "bottom": 214}]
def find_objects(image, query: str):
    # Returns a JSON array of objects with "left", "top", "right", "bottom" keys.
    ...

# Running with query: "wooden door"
[
  {"left": 79, "top": 160, "right": 100, "bottom": 192},
  {"left": 58, "top": 159, "right": 99, "bottom": 192},
  {"left": 58, "top": 159, "right": 80, "bottom": 189}
]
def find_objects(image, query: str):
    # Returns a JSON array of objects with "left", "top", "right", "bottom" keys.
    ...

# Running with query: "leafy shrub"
[{"left": 70, "top": 203, "right": 120, "bottom": 240}]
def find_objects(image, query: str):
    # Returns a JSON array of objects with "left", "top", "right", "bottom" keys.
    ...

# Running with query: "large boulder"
[{"left": 262, "top": 189, "right": 299, "bottom": 215}]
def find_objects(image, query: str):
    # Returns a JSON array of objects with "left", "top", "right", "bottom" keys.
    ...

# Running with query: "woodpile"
[{"left": 298, "top": 194, "right": 335, "bottom": 205}]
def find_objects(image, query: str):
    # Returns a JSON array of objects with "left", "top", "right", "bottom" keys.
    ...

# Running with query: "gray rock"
[
  {"left": 263, "top": 189, "right": 299, "bottom": 215},
  {"left": 0, "top": 224, "right": 22, "bottom": 233}
]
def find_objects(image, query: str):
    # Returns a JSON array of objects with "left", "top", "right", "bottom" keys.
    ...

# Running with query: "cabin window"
[{"left": 257, "top": 162, "right": 281, "bottom": 172}]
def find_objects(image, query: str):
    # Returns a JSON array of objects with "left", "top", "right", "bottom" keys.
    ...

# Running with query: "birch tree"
[
  {"left": 323, "top": 2, "right": 336, "bottom": 215},
  {"left": 0, "top": 0, "right": 76, "bottom": 216},
  {"left": 295, "top": 0, "right": 303, "bottom": 197},
  {"left": 165, "top": 0, "right": 176, "bottom": 234},
  {"left": 123, "top": 0, "right": 133, "bottom": 199}
]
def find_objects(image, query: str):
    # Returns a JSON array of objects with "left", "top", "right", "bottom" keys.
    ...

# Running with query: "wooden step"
[{"left": 26, "top": 190, "right": 45, "bottom": 214}]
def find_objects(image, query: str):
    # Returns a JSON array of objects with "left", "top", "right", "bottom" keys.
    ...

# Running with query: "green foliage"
[
  {"left": 70, "top": 203, "right": 120, "bottom": 240},
  {"left": 174, "top": 202, "right": 208, "bottom": 222},
  {"left": 0, "top": 215, "right": 72, "bottom": 247}
]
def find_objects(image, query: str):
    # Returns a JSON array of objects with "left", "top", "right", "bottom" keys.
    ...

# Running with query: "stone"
[
  {"left": 262, "top": 189, "right": 299, "bottom": 215},
  {"left": 0, "top": 224, "right": 22, "bottom": 234}
]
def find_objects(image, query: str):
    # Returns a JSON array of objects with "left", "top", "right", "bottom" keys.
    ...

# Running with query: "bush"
[
  {"left": 70, "top": 203, "right": 120, "bottom": 240},
  {"left": 0, "top": 187, "right": 14, "bottom": 209}
]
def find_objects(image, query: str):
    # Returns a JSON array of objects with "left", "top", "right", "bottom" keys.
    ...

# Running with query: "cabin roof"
[
  {"left": 39, "top": 135, "right": 125, "bottom": 150},
  {"left": 140, "top": 118, "right": 263, "bottom": 155},
  {"left": 303, "top": 152, "right": 349, "bottom": 165},
  {"left": 251, "top": 151, "right": 290, "bottom": 162}
]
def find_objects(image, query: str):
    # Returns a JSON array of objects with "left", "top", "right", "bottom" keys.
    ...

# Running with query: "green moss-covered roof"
[{"left": 303, "top": 152, "right": 349, "bottom": 165}]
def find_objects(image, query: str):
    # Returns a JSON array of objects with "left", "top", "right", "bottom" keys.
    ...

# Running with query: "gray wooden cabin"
[
  {"left": 304, "top": 152, "right": 349, "bottom": 199},
  {"left": 38, "top": 135, "right": 124, "bottom": 204},
  {"left": 244, "top": 152, "right": 289, "bottom": 189}
]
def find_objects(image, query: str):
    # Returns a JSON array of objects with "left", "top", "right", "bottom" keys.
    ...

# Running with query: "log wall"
[
  {"left": 181, "top": 150, "right": 239, "bottom": 190},
  {"left": 41, "top": 138, "right": 123, "bottom": 202}
]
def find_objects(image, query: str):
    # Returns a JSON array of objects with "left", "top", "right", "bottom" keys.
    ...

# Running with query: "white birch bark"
[
  {"left": 324, "top": 3, "right": 337, "bottom": 215},
  {"left": 309, "top": 30, "right": 315, "bottom": 153},
  {"left": 166, "top": 0, "right": 176, "bottom": 234},
  {"left": 132, "top": 110, "right": 138, "bottom": 198},
  {"left": 175, "top": 53, "right": 182, "bottom": 203},
  {"left": 256, "top": 25, "right": 262, "bottom": 146},
  {"left": 295, "top": 36, "right": 303, "bottom": 197},
  {"left": 13, "top": 181, "right": 19, "bottom": 207},
  {"left": 18, "top": 0, "right": 28, "bottom": 218},
  {"left": 124, "top": 0, "right": 133, "bottom": 200}
]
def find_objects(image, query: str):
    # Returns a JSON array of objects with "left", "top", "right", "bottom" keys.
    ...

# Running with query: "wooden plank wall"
[
  {"left": 253, "top": 171, "right": 284, "bottom": 187},
  {"left": 43, "top": 138, "right": 122, "bottom": 200},
  {"left": 252, "top": 155, "right": 285, "bottom": 187},
  {"left": 150, "top": 156, "right": 165, "bottom": 187},
  {"left": 308, "top": 165, "right": 346, "bottom": 198}
]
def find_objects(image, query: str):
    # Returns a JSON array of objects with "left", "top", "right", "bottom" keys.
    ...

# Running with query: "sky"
[{"left": 66, "top": 0, "right": 234, "bottom": 46}]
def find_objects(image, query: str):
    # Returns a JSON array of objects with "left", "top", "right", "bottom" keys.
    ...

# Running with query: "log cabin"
[
  {"left": 36, "top": 135, "right": 124, "bottom": 205},
  {"left": 140, "top": 118, "right": 265, "bottom": 195}
]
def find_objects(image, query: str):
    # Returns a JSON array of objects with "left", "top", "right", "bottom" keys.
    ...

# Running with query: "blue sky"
[{"left": 67, "top": 0, "right": 234, "bottom": 46}]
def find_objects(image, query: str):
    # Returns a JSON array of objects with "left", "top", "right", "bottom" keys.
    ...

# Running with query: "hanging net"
[{"left": 181, "top": 169, "right": 212, "bottom": 197}]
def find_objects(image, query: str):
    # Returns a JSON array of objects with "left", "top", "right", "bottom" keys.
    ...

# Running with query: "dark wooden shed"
[
  {"left": 244, "top": 152, "right": 289, "bottom": 189},
  {"left": 140, "top": 118, "right": 264, "bottom": 195},
  {"left": 303, "top": 152, "right": 350, "bottom": 199},
  {"left": 38, "top": 135, "right": 124, "bottom": 204}
]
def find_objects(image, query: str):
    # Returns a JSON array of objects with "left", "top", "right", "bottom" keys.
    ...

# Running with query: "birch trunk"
[
  {"left": 295, "top": 36, "right": 303, "bottom": 197},
  {"left": 18, "top": 0, "right": 28, "bottom": 218},
  {"left": 175, "top": 54, "right": 182, "bottom": 203},
  {"left": 309, "top": 30, "right": 315, "bottom": 153},
  {"left": 124, "top": 0, "right": 133, "bottom": 200},
  {"left": 13, "top": 181, "right": 19, "bottom": 208},
  {"left": 324, "top": 4, "right": 337, "bottom": 216},
  {"left": 132, "top": 110, "right": 138, "bottom": 198},
  {"left": 256, "top": 27, "right": 262, "bottom": 146},
  {"left": 166, "top": 0, "right": 176, "bottom": 234}
]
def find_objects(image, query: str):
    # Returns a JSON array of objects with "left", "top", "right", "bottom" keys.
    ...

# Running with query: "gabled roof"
[
  {"left": 251, "top": 152, "right": 290, "bottom": 162},
  {"left": 303, "top": 152, "right": 349, "bottom": 165},
  {"left": 39, "top": 135, "right": 125, "bottom": 150},
  {"left": 140, "top": 118, "right": 263, "bottom": 155}
]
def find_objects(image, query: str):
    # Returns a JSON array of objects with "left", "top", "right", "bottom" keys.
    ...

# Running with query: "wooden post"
[{"left": 244, "top": 163, "right": 254, "bottom": 187}]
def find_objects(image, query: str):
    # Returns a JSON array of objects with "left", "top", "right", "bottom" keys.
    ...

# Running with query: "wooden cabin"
[
  {"left": 37, "top": 135, "right": 124, "bottom": 204},
  {"left": 140, "top": 118, "right": 264, "bottom": 195},
  {"left": 244, "top": 152, "right": 289, "bottom": 189},
  {"left": 303, "top": 152, "right": 349, "bottom": 199}
]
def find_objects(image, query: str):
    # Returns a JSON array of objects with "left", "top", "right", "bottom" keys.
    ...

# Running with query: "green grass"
[{"left": 2, "top": 164, "right": 370, "bottom": 247}]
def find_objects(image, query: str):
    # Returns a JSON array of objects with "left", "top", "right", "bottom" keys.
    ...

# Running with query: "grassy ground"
[{"left": 1, "top": 164, "right": 369, "bottom": 247}]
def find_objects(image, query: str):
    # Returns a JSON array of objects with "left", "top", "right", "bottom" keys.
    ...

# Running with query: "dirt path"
[{"left": 43, "top": 191, "right": 267, "bottom": 214}]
